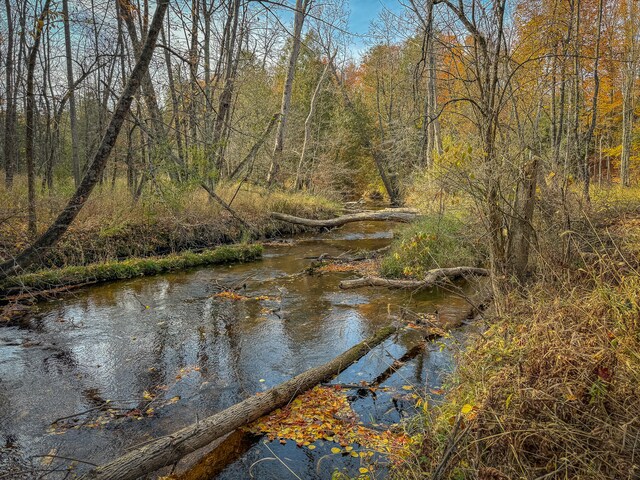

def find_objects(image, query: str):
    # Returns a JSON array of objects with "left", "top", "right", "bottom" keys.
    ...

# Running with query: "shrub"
[{"left": 380, "top": 215, "right": 479, "bottom": 279}]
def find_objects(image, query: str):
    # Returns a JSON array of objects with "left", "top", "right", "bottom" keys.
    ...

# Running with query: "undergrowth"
[
  {"left": 380, "top": 214, "right": 481, "bottom": 279},
  {"left": 394, "top": 197, "right": 640, "bottom": 480},
  {"left": 0, "top": 177, "right": 339, "bottom": 268}
]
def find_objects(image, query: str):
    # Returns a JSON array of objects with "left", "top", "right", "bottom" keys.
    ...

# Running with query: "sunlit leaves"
[{"left": 245, "top": 386, "right": 412, "bottom": 462}]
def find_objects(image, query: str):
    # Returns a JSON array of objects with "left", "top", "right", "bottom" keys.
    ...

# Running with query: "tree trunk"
[
  {"left": 266, "top": 0, "right": 309, "bottom": 186},
  {"left": 0, "top": 0, "right": 169, "bottom": 279},
  {"left": 295, "top": 60, "right": 330, "bottom": 190},
  {"left": 621, "top": 0, "right": 637, "bottom": 187},
  {"left": 271, "top": 210, "right": 418, "bottom": 227},
  {"left": 62, "top": 0, "right": 80, "bottom": 186},
  {"left": 25, "top": 0, "right": 52, "bottom": 237},
  {"left": 81, "top": 325, "right": 396, "bottom": 480},
  {"left": 581, "top": 0, "right": 603, "bottom": 202},
  {"left": 339, "top": 267, "right": 489, "bottom": 290},
  {"left": 3, "top": 0, "right": 16, "bottom": 188}
]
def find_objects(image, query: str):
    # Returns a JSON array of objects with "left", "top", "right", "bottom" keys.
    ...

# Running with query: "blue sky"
[{"left": 347, "top": 0, "right": 403, "bottom": 55}]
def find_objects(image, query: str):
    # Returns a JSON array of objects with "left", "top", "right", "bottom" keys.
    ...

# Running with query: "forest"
[{"left": 1, "top": 0, "right": 639, "bottom": 478}]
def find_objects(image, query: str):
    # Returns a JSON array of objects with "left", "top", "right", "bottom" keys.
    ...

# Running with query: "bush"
[{"left": 380, "top": 215, "right": 479, "bottom": 279}]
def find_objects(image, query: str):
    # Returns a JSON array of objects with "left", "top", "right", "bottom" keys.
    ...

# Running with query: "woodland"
[{"left": 1, "top": 0, "right": 640, "bottom": 479}]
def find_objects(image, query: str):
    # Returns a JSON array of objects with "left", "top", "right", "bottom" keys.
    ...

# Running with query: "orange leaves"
[
  {"left": 213, "top": 290, "right": 246, "bottom": 301},
  {"left": 244, "top": 386, "right": 412, "bottom": 462},
  {"left": 212, "top": 291, "right": 271, "bottom": 301}
]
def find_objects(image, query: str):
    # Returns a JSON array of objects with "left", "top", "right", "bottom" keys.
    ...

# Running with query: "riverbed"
[{"left": 0, "top": 220, "right": 475, "bottom": 479}]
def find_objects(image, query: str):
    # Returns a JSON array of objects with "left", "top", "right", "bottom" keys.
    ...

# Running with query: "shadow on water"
[{"left": 0, "top": 221, "right": 477, "bottom": 479}]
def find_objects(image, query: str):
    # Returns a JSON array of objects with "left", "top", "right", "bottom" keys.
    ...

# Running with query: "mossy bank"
[{"left": 0, "top": 244, "right": 262, "bottom": 298}]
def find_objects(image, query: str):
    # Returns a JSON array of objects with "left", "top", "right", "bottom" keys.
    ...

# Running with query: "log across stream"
[{"left": 0, "top": 218, "right": 485, "bottom": 479}]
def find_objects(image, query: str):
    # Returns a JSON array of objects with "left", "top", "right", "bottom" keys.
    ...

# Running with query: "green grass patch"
[
  {"left": 1, "top": 244, "right": 262, "bottom": 293},
  {"left": 380, "top": 215, "right": 479, "bottom": 279}
]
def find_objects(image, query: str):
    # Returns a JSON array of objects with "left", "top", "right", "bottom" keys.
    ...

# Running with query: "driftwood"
[
  {"left": 339, "top": 266, "right": 489, "bottom": 290},
  {"left": 270, "top": 210, "right": 418, "bottom": 228},
  {"left": 82, "top": 325, "right": 396, "bottom": 480}
]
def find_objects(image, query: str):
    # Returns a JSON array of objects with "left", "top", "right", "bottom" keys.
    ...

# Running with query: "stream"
[{"left": 0, "top": 220, "right": 475, "bottom": 479}]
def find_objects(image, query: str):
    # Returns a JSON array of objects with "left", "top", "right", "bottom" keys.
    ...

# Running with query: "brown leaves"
[{"left": 244, "top": 385, "right": 412, "bottom": 462}]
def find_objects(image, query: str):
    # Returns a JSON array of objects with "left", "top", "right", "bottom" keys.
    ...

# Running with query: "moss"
[{"left": 1, "top": 244, "right": 262, "bottom": 293}]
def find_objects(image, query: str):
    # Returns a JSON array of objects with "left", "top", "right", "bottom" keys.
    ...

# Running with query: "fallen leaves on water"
[
  {"left": 212, "top": 291, "right": 272, "bottom": 302},
  {"left": 244, "top": 385, "right": 412, "bottom": 462}
]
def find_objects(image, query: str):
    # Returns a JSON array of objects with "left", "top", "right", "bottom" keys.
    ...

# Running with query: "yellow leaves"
[
  {"left": 401, "top": 385, "right": 413, "bottom": 391},
  {"left": 213, "top": 291, "right": 273, "bottom": 301},
  {"left": 167, "top": 395, "right": 180, "bottom": 405},
  {"left": 213, "top": 290, "right": 246, "bottom": 301},
  {"left": 245, "top": 386, "right": 412, "bottom": 462},
  {"left": 461, "top": 403, "right": 478, "bottom": 420},
  {"left": 307, "top": 444, "right": 316, "bottom": 450},
  {"left": 142, "top": 390, "right": 155, "bottom": 401},
  {"left": 359, "top": 467, "right": 371, "bottom": 474}
]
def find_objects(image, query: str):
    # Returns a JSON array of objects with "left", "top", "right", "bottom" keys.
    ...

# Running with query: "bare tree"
[
  {"left": 0, "top": 0, "right": 170, "bottom": 279},
  {"left": 267, "top": 0, "right": 311, "bottom": 187}
]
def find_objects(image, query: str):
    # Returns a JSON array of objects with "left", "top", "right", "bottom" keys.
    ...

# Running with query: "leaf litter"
[{"left": 244, "top": 385, "right": 412, "bottom": 463}]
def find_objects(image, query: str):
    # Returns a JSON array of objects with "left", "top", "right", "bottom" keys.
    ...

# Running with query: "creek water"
[{"left": 0, "top": 220, "right": 474, "bottom": 479}]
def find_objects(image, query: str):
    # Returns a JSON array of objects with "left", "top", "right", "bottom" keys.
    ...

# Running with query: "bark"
[
  {"left": 270, "top": 210, "right": 418, "bottom": 228},
  {"left": 339, "top": 267, "right": 489, "bottom": 290},
  {"left": 81, "top": 325, "right": 397, "bottom": 480},
  {"left": 25, "top": 0, "right": 52, "bottom": 237},
  {"left": 160, "top": 25, "right": 186, "bottom": 168},
  {"left": 418, "top": 0, "right": 442, "bottom": 167},
  {"left": 621, "top": 0, "right": 637, "bottom": 187},
  {"left": 266, "top": 0, "right": 309, "bottom": 186},
  {"left": 188, "top": 0, "right": 200, "bottom": 147},
  {"left": 295, "top": 60, "right": 331, "bottom": 189},
  {"left": 581, "top": 0, "right": 603, "bottom": 202},
  {"left": 0, "top": 0, "right": 169, "bottom": 279},
  {"left": 62, "top": 0, "right": 80, "bottom": 186},
  {"left": 121, "top": 0, "right": 185, "bottom": 181},
  {"left": 210, "top": 0, "right": 242, "bottom": 183},
  {"left": 507, "top": 154, "right": 539, "bottom": 277},
  {"left": 3, "top": 0, "right": 16, "bottom": 188}
]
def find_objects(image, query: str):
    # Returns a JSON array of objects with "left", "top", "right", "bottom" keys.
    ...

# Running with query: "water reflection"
[{"left": 0, "top": 221, "right": 473, "bottom": 478}]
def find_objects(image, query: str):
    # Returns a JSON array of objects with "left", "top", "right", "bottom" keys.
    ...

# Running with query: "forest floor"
[
  {"left": 387, "top": 187, "right": 640, "bottom": 480},
  {"left": 0, "top": 179, "right": 340, "bottom": 270}
]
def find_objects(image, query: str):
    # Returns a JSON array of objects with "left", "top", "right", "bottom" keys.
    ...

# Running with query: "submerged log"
[
  {"left": 82, "top": 325, "right": 397, "bottom": 480},
  {"left": 339, "top": 266, "right": 489, "bottom": 290},
  {"left": 270, "top": 210, "right": 418, "bottom": 228}
]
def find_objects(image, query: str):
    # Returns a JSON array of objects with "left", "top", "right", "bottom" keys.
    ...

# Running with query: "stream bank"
[{"left": 0, "top": 219, "right": 484, "bottom": 479}]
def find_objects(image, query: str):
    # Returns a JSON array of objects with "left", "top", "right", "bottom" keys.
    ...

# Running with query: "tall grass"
[
  {"left": 394, "top": 211, "right": 640, "bottom": 480},
  {"left": 0, "top": 177, "right": 339, "bottom": 268}
]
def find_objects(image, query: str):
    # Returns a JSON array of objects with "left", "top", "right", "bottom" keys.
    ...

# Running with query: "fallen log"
[
  {"left": 82, "top": 325, "right": 397, "bottom": 480},
  {"left": 270, "top": 210, "right": 418, "bottom": 228},
  {"left": 339, "top": 266, "right": 489, "bottom": 290}
]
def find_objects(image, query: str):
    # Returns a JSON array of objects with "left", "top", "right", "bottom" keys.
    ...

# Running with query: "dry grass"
[
  {"left": 395, "top": 193, "right": 640, "bottom": 480},
  {"left": 0, "top": 177, "right": 339, "bottom": 268}
]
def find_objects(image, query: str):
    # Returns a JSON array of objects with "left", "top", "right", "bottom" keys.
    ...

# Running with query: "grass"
[
  {"left": 393, "top": 190, "right": 640, "bottom": 480},
  {"left": 0, "top": 244, "right": 263, "bottom": 293},
  {"left": 0, "top": 177, "right": 340, "bottom": 268},
  {"left": 380, "top": 214, "right": 482, "bottom": 279}
]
